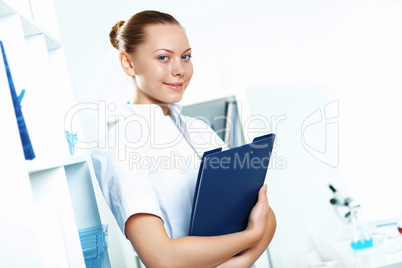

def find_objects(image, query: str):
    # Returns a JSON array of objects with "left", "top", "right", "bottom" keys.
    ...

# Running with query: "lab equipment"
[
  {"left": 328, "top": 185, "right": 373, "bottom": 250},
  {"left": 350, "top": 206, "right": 373, "bottom": 250},
  {"left": 397, "top": 206, "right": 402, "bottom": 235},
  {"left": 328, "top": 184, "right": 357, "bottom": 223}
]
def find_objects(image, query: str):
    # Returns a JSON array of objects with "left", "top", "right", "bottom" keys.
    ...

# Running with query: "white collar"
[
  {"left": 168, "top": 103, "right": 183, "bottom": 124},
  {"left": 122, "top": 103, "right": 183, "bottom": 125}
]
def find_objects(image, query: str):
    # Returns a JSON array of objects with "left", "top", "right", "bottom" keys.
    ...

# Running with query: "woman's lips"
[{"left": 164, "top": 82, "right": 184, "bottom": 91}]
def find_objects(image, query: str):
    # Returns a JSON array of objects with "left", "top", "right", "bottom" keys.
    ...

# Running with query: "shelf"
[
  {"left": 26, "top": 154, "right": 87, "bottom": 173},
  {"left": 0, "top": 0, "right": 61, "bottom": 49},
  {"left": 0, "top": 1, "right": 15, "bottom": 17},
  {"left": 2, "top": 0, "right": 105, "bottom": 266},
  {"left": 20, "top": 16, "right": 60, "bottom": 50},
  {"left": 30, "top": 165, "right": 86, "bottom": 267}
]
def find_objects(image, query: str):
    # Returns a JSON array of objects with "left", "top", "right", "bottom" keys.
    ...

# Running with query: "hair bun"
[{"left": 109, "top": 20, "right": 125, "bottom": 50}]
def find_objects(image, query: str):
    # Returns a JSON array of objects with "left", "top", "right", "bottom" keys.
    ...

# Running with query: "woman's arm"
[
  {"left": 215, "top": 208, "right": 277, "bottom": 268},
  {"left": 125, "top": 185, "right": 270, "bottom": 268}
]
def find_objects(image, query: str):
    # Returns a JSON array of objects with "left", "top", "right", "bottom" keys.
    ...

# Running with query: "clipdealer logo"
[
  {"left": 301, "top": 100, "right": 339, "bottom": 168},
  {"left": 63, "top": 100, "right": 289, "bottom": 170}
]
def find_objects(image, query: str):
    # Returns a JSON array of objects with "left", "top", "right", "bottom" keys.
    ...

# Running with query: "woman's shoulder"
[{"left": 99, "top": 104, "right": 152, "bottom": 146}]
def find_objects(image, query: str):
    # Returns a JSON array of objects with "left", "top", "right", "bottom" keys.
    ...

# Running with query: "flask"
[{"left": 350, "top": 207, "right": 373, "bottom": 250}]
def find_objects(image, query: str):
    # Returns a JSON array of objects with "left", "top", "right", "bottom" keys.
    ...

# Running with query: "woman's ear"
[{"left": 119, "top": 51, "right": 136, "bottom": 76}]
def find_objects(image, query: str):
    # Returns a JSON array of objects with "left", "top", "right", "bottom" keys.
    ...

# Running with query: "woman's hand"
[{"left": 246, "top": 185, "right": 270, "bottom": 242}]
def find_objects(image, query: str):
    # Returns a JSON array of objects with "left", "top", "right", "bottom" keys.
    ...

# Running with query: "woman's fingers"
[
  {"left": 247, "top": 185, "right": 270, "bottom": 237},
  {"left": 257, "top": 185, "right": 270, "bottom": 217}
]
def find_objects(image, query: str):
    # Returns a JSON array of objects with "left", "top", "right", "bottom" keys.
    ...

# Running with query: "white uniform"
[{"left": 91, "top": 103, "right": 228, "bottom": 238}]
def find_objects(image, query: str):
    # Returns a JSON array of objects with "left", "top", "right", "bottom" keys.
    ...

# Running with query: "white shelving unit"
[{"left": 0, "top": 0, "right": 107, "bottom": 267}]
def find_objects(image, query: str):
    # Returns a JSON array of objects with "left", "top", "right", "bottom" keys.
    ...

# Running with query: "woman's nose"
[{"left": 171, "top": 58, "right": 185, "bottom": 77}]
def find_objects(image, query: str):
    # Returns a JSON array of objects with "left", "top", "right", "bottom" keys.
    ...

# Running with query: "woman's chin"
[{"left": 167, "top": 93, "right": 184, "bottom": 104}]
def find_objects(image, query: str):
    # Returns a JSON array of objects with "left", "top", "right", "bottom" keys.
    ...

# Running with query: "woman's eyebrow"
[
  {"left": 153, "top": 48, "right": 192, "bottom": 53},
  {"left": 182, "top": 48, "right": 192, "bottom": 53}
]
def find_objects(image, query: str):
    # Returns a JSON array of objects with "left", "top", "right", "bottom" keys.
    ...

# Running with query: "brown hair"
[{"left": 109, "top": 10, "right": 181, "bottom": 53}]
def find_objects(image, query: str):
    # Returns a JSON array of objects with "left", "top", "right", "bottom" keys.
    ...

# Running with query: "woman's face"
[{"left": 131, "top": 24, "right": 193, "bottom": 108}]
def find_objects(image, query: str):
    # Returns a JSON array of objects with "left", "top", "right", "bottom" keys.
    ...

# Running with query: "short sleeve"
[{"left": 91, "top": 128, "right": 163, "bottom": 236}]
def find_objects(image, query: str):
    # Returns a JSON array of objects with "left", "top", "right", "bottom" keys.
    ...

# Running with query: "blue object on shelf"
[
  {"left": 18, "top": 89, "right": 25, "bottom": 104},
  {"left": 78, "top": 224, "right": 108, "bottom": 268},
  {"left": 1, "top": 41, "right": 35, "bottom": 160},
  {"left": 351, "top": 238, "right": 373, "bottom": 250},
  {"left": 65, "top": 131, "right": 77, "bottom": 155}
]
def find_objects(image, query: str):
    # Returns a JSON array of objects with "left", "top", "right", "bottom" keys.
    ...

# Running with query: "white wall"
[{"left": 53, "top": 0, "right": 402, "bottom": 267}]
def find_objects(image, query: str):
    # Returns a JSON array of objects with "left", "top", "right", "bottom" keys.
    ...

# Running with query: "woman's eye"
[
  {"left": 158, "top": 56, "right": 169, "bottom": 61},
  {"left": 182, "top": 55, "right": 192, "bottom": 60}
]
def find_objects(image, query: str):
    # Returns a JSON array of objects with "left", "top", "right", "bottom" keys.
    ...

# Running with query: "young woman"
[{"left": 92, "top": 10, "right": 276, "bottom": 268}]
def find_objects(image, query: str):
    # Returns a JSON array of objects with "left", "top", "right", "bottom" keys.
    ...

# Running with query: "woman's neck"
[
  {"left": 132, "top": 100, "right": 170, "bottom": 116},
  {"left": 160, "top": 105, "right": 169, "bottom": 116},
  {"left": 132, "top": 88, "right": 170, "bottom": 116}
]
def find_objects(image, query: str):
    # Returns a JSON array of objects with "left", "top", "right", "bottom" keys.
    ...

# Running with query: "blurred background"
[{"left": 52, "top": 0, "right": 402, "bottom": 267}]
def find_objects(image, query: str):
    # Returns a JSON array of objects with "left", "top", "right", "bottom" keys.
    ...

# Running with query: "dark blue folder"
[{"left": 189, "top": 133, "right": 276, "bottom": 236}]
